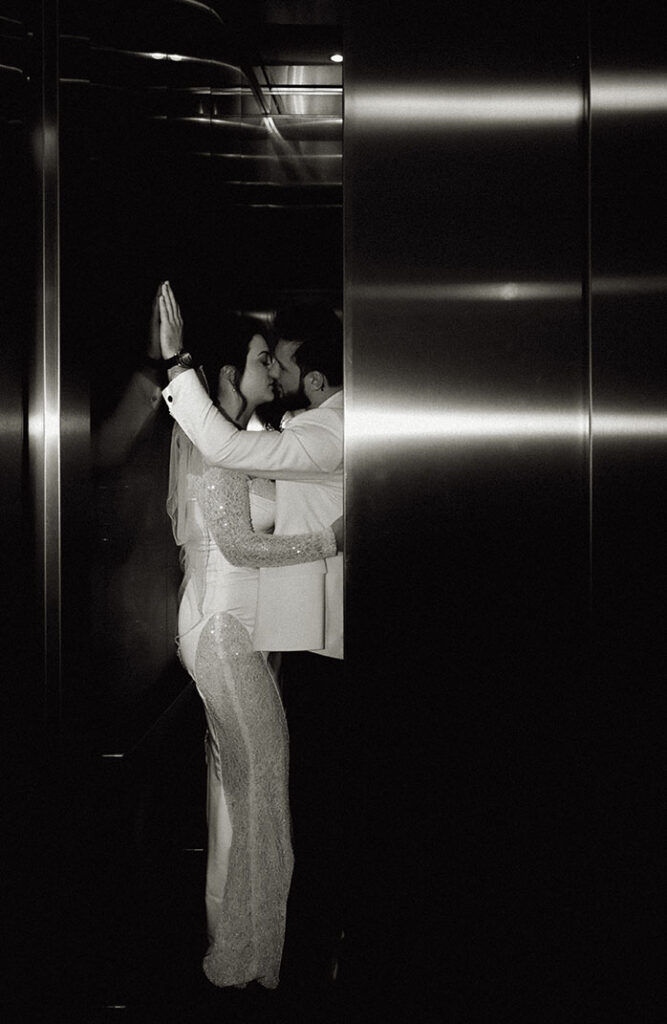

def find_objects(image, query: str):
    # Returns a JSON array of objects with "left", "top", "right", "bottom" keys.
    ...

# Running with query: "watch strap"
[{"left": 164, "top": 350, "right": 193, "bottom": 369}]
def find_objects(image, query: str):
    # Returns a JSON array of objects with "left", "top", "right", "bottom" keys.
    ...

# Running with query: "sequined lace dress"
[{"left": 176, "top": 462, "right": 336, "bottom": 989}]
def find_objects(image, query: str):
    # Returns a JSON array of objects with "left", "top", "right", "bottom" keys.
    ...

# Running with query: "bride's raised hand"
[{"left": 158, "top": 280, "right": 184, "bottom": 359}]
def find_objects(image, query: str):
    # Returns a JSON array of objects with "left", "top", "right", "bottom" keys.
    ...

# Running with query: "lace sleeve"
[{"left": 196, "top": 466, "right": 337, "bottom": 568}]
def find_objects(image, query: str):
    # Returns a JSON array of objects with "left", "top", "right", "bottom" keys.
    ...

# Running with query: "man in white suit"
[{"left": 158, "top": 283, "right": 345, "bottom": 989}]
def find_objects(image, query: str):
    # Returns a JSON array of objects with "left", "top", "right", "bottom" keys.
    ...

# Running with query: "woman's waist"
[
  {"left": 203, "top": 563, "right": 258, "bottom": 588},
  {"left": 179, "top": 576, "right": 257, "bottom": 638}
]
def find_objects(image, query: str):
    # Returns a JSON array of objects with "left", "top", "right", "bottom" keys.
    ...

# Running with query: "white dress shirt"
[{"left": 163, "top": 372, "right": 344, "bottom": 658}]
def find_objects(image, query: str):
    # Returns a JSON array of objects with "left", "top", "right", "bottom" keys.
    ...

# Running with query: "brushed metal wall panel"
[
  {"left": 344, "top": 3, "right": 590, "bottom": 1013},
  {"left": 589, "top": 3, "right": 667, "bottom": 1004}
]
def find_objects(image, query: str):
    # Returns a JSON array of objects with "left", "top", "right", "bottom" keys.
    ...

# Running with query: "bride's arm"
[{"left": 196, "top": 466, "right": 338, "bottom": 568}]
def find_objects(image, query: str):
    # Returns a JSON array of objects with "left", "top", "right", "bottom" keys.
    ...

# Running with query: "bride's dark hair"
[{"left": 191, "top": 312, "right": 267, "bottom": 415}]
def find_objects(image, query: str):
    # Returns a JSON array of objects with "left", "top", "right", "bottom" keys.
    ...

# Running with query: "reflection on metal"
[
  {"left": 352, "top": 84, "right": 584, "bottom": 127},
  {"left": 350, "top": 76, "right": 667, "bottom": 130},
  {"left": 31, "top": 0, "right": 61, "bottom": 732},
  {"left": 60, "top": 23, "right": 343, "bottom": 205},
  {"left": 350, "top": 281, "right": 582, "bottom": 303},
  {"left": 347, "top": 408, "right": 587, "bottom": 442},
  {"left": 353, "top": 77, "right": 667, "bottom": 128},
  {"left": 595, "top": 414, "right": 667, "bottom": 437},
  {"left": 592, "top": 72, "right": 667, "bottom": 113},
  {"left": 347, "top": 408, "right": 667, "bottom": 443},
  {"left": 94, "top": 45, "right": 242, "bottom": 72},
  {"left": 175, "top": 0, "right": 225, "bottom": 27},
  {"left": 351, "top": 275, "right": 667, "bottom": 303}
]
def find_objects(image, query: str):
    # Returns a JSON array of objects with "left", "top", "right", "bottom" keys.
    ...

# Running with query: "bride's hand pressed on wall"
[{"left": 158, "top": 281, "right": 183, "bottom": 359}]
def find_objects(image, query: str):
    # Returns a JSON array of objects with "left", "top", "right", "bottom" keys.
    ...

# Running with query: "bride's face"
[{"left": 239, "top": 334, "right": 276, "bottom": 409}]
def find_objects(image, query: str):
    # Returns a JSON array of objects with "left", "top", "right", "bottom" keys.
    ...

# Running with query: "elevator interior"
[
  {"left": 3, "top": 1, "right": 344, "bottom": 1018},
  {"left": 3, "top": 0, "right": 667, "bottom": 1020}
]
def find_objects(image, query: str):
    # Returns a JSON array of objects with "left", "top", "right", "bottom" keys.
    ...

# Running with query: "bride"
[{"left": 163, "top": 296, "right": 341, "bottom": 989}]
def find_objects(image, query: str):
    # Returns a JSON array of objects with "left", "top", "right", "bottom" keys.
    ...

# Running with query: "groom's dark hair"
[
  {"left": 295, "top": 334, "right": 343, "bottom": 388},
  {"left": 273, "top": 302, "right": 341, "bottom": 347},
  {"left": 273, "top": 302, "right": 343, "bottom": 387}
]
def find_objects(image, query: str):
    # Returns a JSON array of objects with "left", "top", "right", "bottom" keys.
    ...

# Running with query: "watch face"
[{"left": 178, "top": 352, "right": 194, "bottom": 367}]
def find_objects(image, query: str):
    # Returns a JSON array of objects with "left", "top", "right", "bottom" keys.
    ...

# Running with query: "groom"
[{"left": 158, "top": 283, "right": 345, "bottom": 989}]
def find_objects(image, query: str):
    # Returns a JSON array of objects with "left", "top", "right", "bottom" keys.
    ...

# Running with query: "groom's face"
[{"left": 273, "top": 339, "right": 308, "bottom": 410}]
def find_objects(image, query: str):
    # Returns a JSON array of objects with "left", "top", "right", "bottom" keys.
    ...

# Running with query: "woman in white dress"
[{"left": 165, "top": 309, "right": 339, "bottom": 990}]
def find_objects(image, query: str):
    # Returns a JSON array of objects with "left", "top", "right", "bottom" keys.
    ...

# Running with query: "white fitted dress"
[{"left": 170, "top": 427, "right": 336, "bottom": 990}]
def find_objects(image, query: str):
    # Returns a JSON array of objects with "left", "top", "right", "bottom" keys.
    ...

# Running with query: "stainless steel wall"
[
  {"left": 589, "top": 3, "right": 667, "bottom": 1010},
  {"left": 344, "top": 4, "right": 592, "bottom": 1016},
  {"left": 344, "top": 2, "right": 667, "bottom": 1015},
  {"left": 10, "top": 0, "right": 667, "bottom": 1016}
]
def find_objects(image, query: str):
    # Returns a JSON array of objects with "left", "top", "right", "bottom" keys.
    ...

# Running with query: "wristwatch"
[{"left": 163, "top": 349, "right": 194, "bottom": 369}]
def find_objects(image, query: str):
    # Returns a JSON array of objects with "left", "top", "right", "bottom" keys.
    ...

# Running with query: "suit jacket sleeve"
[{"left": 163, "top": 369, "right": 342, "bottom": 480}]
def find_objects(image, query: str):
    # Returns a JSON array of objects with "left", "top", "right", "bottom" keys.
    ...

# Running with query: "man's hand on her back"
[{"left": 330, "top": 516, "right": 344, "bottom": 552}]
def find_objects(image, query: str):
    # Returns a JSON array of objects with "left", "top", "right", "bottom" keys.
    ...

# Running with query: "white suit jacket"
[{"left": 163, "top": 372, "right": 344, "bottom": 659}]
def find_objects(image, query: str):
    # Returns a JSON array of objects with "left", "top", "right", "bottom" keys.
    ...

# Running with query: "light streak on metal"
[
  {"left": 350, "top": 275, "right": 667, "bottom": 303},
  {"left": 592, "top": 72, "right": 667, "bottom": 113},
  {"left": 267, "top": 86, "right": 342, "bottom": 95},
  {"left": 347, "top": 408, "right": 585, "bottom": 441},
  {"left": 353, "top": 76, "right": 667, "bottom": 128},
  {"left": 92, "top": 45, "right": 242, "bottom": 73},
  {"left": 353, "top": 84, "right": 583, "bottom": 127},
  {"left": 32, "top": 0, "right": 62, "bottom": 737},
  {"left": 174, "top": 0, "right": 225, "bottom": 26},
  {"left": 347, "top": 409, "right": 667, "bottom": 442}
]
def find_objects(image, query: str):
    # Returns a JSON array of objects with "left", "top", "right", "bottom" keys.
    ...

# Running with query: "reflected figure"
[
  {"left": 162, "top": 297, "right": 340, "bottom": 989},
  {"left": 91, "top": 290, "right": 181, "bottom": 722}
]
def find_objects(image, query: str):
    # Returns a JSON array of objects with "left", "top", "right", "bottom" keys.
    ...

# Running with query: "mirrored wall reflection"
[
  {"left": 57, "top": 0, "right": 343, "bottom": 748},
  {"left": 0, "top": 0, "right": 40, "bottom": 783}
]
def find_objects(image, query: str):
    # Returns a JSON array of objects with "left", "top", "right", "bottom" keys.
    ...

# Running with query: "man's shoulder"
[{"left": 286, "top": 404, "right": 343, "bottom": 433}]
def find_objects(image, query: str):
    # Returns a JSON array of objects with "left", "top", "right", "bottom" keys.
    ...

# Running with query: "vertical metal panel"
[
  {"left": 344, "top": 3, "right": 589, "bottom": 1014},
  {"left": 30, "top": 0, "right": 62, "bottom": 736},
  {"left": 0, "top": 5, "right": 36, "bottom": 692},
  {"left": 590, "top": 3, "right": 667, "bottom": 1008}
]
